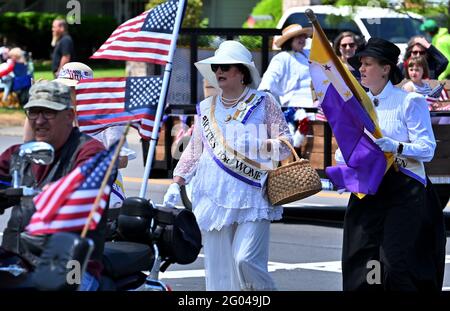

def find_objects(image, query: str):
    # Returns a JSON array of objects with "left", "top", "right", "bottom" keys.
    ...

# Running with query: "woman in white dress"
[{"left": 163, "top": 40, "right": 292, "bottom": 291}]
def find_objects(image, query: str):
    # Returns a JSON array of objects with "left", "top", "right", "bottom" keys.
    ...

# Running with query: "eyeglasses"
[
  {"left": 411, "top": 50, "right": 426, "bottom": 55},
  {"left": 211, "top": 64, "right": 232, "bottom": 73},
  {"left": 25, "top": 109, "right": 60, "bottom": 120},
  {"left": 340, "top": 43, "right": 356, "bottom": 48}
]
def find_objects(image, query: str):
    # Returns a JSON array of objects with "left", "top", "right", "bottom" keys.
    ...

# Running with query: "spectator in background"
[
  {"left": 0, "top": 47, "right": 32, "bottom": 105},
  {"left": 401, "top": 56, "right": 432, "bottom": 96},
  {"left": 259, "top": 24, "right": 313, "bottom": 108},
  {"left": 333, "top": 31, "right": 362, "bottom": 81},
  {"left": 421, "top": 19, "right": 450, "bottom": 80},
  {"left": 51, "top": 18, "right": 74, "bottom": 78},
  {"left": 399, "top": 36, "right": 448, "bottom": 80},
  {"left": 258, "top": 24, "right": 314, "bottom": 155}
]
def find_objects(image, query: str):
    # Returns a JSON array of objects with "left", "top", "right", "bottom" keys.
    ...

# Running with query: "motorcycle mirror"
[{"left": 18, "top": 142, "right": 54, "bottom": 166}]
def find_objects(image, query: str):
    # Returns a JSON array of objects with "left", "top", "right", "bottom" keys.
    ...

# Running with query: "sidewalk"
[{"left": 1, "top": 126, "right": 23, "bottom": 137}]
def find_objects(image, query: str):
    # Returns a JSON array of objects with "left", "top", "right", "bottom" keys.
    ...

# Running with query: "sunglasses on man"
[{"left": 211, "top": 64, "right": 232, "bottom": 73}]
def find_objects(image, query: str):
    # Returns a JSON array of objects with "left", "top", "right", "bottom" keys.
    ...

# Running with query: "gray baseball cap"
[{"left": 24, "top": 81, "right": 72, "bottom": 111}]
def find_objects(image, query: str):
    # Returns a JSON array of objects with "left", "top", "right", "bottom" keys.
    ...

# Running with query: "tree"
[
  {"left": 146, "top": 0, "right": 204, "bottom": 28},
  {"left": 242, "top": 0, "right": 282, "bottom": 29}
]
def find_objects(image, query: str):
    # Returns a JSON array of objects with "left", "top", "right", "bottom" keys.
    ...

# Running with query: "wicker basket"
[{"left": 267, "top": 138, "right": 322, "bottom": 205}]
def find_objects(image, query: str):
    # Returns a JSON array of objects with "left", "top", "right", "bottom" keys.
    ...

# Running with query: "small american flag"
[
  {"left": 26, "top": 142, "right": 119, "bottom": 235},
  {"left": 426, "top": 82, "right": 449, "bottom": 105},
  {"left": 91, "top": 0, "right": 181, "bottom": 64},
  {"left": 76, "top": 76, "right": 162, "bottom": 140}
]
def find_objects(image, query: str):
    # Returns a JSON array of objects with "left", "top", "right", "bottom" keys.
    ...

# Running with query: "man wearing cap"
[
  {"left": 421, "top": 19, "right": 450, "bottom": 80},
  {"left": 0, "top": 81, "right": 106, "bottom": 290}
]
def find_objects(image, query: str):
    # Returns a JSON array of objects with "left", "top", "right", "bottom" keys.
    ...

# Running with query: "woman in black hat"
[{"left": 341, "top": 38, "right": 446, "bottom": 291}]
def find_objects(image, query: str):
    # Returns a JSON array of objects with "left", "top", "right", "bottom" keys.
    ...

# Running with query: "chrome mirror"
[{"left": 18, "top": 142, "right": 54, "bottom": 166}]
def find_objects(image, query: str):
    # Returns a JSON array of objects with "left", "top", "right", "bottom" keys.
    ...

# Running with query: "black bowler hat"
[{"left": 348, "top": 38, "right": 403, "bottom": 85}]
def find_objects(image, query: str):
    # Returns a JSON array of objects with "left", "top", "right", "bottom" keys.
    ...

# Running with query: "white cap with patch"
[{"left": 54, "top": 62, "right": 93, "bottom": 87}]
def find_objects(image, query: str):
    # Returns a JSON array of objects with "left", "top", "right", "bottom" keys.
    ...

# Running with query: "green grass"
[
  {"left": 34, "top": 66, "right": 126, "bottom": 81},
  {"left": 0, "top": 107, "right": 25, "bottom": 114}
]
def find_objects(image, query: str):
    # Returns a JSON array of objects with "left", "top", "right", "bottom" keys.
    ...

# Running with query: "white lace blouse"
[{"left": 173, "top": 92, "right": 292, "bottom": 231}]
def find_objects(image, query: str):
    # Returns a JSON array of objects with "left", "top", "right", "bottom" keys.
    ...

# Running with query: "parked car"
[{"left": 276, "top": 5, "right": 425, "bottom": 59}]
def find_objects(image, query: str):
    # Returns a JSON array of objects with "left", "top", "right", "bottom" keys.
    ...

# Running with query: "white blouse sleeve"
[
  {"left": 173, "top": 115, "right": 203, "bottom": 183},
  {"left": 402, "top": 94, "right": 436, "bottom": 162},
  {"left": 264, "top": 93, "right": 293, "bottom": 160},
  {"left": 258, "top": 53, "right": 284, "bottom": 96}
]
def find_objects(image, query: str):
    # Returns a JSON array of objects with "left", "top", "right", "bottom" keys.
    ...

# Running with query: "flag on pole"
[
  {"left": 91, "top": 0, "right": 181, "bottom": 64},
  {"left": 26, "top": 142, "right": 119, "bottom": 235},
  {"left": 308, "top": 26, "right": 394, "bottom": 196},
  {"left": 75, "top": 76, "right": 162, "bottom": 140}
]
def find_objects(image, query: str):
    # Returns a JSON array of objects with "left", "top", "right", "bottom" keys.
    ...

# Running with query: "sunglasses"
[
  {"left": 411, "top": 50, "right": 426, "bottom": 55},
  {"left": 340, "top": 43, "right": 356, "bottom": 48},
  {"left": 211, "top": 64, "right": 232, "bottom": 73}
]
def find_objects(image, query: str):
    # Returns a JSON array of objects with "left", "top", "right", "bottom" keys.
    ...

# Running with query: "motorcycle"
[{"left": 0, "top": 141, "right": 202, "bottom": 291}]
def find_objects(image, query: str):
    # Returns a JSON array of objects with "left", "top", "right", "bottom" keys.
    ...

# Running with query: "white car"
[{"left": 276, "top": 5, "right": 425, "bottom": 59}]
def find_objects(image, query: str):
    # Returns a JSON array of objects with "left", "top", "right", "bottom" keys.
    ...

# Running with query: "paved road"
[{"left": 1, "top": 130, "right": 450, "bottom": 291}]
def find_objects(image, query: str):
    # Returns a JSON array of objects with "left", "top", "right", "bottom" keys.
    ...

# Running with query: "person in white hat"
[
  {"left": 258, "top": 24, "right": 314, "bottom": 155},
  {"left": 163, "top": 40, "right": 292, "bottom": 291}
]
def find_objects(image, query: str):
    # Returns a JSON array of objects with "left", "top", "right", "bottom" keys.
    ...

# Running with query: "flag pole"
[
  {"left": 306, "top": 9, "right": 383, "bottom": 139},
  {"left": 305, "top": 9, "right": 364, "bottom": 104},
  {"left": 139, "top": 0, "right": 186, "bottom": 198},
  {"left": 81, "top": 122, "right": 131, "bottom": 238}
]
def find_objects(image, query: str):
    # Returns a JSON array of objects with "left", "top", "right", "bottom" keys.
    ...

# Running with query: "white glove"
[
  {"left": 374, "top": 137, "right": 399, "bottom": 154},
  {"left": 163, "top": 183, "right": 181, "bottom": 208}
]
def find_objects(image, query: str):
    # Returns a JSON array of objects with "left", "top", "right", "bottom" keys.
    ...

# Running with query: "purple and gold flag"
[{"left": 309, "top": 26, "right": 394, "bottom": 197}]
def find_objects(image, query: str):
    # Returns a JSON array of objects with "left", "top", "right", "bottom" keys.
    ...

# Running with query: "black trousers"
[{"left": 342, "top": 168, "right": 446, "bottom": 291}]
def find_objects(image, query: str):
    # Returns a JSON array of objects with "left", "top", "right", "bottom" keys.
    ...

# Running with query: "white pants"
[{"left": 202, "top": 220, "right": 276, "bottom": 291}]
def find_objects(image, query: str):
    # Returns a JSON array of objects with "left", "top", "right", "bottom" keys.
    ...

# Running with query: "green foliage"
[
  {"left": 240, "top": 0, "right": 282, "bottom": 50},
  {"left": 0, "top": 11, "right": 117, "bottom": 62},
  {"left": 146, "top": 0, "right": 204, "bottom": 27},
  {"left": 334, "top": 0, "right": 388, "bottom": 7},
  {"left": 243, "top": 0, "right": 281, "bottom": 29}
]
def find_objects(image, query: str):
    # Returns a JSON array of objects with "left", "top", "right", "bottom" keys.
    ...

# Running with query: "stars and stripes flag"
[
  {"left": 426, "top": 82, "right": 448, "bottom": 105},
  {"left": 91, "top": 0, "right": 181, "bottom": 64},
  {"left": 26, "top": 142, "right": 119, "bottom": 235},
  {"left": 76, "top": 76, "right": 162, "bottom": 140}
]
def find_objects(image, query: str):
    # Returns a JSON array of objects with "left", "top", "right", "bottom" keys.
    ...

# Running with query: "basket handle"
[{"left": 278, "top": 137, "right": 301, "bottom": 162}]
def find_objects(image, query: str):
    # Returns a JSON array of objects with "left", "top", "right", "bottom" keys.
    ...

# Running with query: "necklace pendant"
[
  {"left": 237, "top": 102, "right": 247, "bottom": 111},
  {"left": 224, "top": 115, "right": 232, "bottom": 122}
]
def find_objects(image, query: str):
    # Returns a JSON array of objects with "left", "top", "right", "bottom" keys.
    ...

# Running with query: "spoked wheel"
[{"left": 180, "top": 185, "right": 192, "bottom": 211}]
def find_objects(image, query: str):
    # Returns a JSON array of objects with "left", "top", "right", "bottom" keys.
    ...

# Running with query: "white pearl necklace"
[{"left": 221, "top": 87, "right": 249, "bottom": 108}]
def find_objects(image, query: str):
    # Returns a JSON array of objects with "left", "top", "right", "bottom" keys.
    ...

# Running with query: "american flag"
[
  {"left": 26, "top": 142, "right": 119, "bottom": 235},
  {"left": 76, "top": 76, "right": 162, "bottom": 140},
  {"left": 91, "top": 0, "right": 181, "bottom": 64},
  {"left": 426, "top": 82, "right": 449, "bottom": 106}
]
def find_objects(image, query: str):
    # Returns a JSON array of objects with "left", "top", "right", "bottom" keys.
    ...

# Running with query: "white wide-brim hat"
[{"left": 195, "top": 40, "right": 261, "bottom": 89}]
